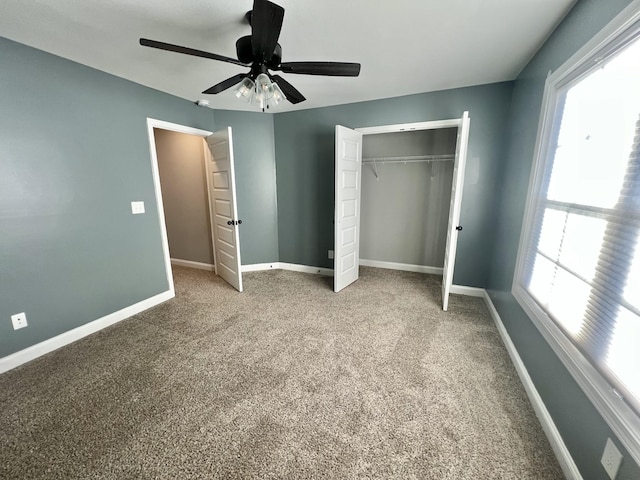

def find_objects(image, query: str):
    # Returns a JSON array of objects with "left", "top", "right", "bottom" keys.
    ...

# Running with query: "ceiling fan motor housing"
[{"left": 236, "top": 35, "right": 281, "bottom": 68}]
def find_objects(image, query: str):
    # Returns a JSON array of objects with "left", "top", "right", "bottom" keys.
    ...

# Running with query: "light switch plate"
[
  {"left": 11, "top": 312, "right": 28, "bottom": 330},
  {"left": 601, "top": 437, "right": 623, "bottom": 479},
  {"left": 131, "top": 201, "right": 145, "bottom": 214}
]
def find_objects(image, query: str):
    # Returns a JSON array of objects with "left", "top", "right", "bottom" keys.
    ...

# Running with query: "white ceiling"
[{"left": 0, "top": 0, "right": 575, "bottom": 113}]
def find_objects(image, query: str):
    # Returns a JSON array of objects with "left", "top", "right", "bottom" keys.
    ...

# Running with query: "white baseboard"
[
  {"left": 482, "top": 291, "right": 582, "bottom": 480},
  {"left": 0, "top": 290, "right": 174, "bottom": 375},
  {"left": 171, "top": 258, "right": 215, "bottom": 271},
  {"left": 279, "top": 262, "right": 334, "bottom": 276},
  {"left": 241, "top": 262, "right": 334, "bottom": 276},
  {"left": 450, "top": 285, "right": 485, "bottom": 297},
  {"left": 242, "top": 263, "right": 481, "bottom": 291},
  {"left": 241, "top": 262, "right": 279, "bottom": 272},
  {"left": 359, "top": 259, "right": 443, "bottom": 275}
]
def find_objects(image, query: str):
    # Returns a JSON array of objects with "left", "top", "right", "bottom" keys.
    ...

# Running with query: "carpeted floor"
[{"left": 0, "top": 267, "right": 564, "bottom": 479}]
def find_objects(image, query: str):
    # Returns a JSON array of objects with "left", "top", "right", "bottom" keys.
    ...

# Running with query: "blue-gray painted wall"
[
  {"left": 2, "top": 0, "right": 640, "bottom": 475},
  {"left": 273, "top": 83, "right": 513, "bottom": 287},
  {"left": 487, "top": 0, "right": 640, "bottom": 478},
  {"left": 212, "top": 110, "right": 279, "bottom": 265},
  {"left": 0, "top": 37, "right": 216, "bottom": 357}
]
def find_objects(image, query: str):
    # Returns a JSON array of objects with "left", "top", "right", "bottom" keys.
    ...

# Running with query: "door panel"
[
  {"left": 441, "top": 111, "right": 471, "bottom": 310},
  {"left": 334, "top": 125, "right": 363, "bottom": 292},
  {"left": 205, "top": 127, "right": 243, "bottom": 292}
]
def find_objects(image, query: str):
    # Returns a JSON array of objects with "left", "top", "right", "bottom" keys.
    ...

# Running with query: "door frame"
[
  {"left": 145, "top": 118, "right": 216, "bottom": 294},
  {"left": 353, "top": 115, "right": 468, "bottom": 303},
  {"left": 355, "top": 119, "right": 460, "bottom": 136}
]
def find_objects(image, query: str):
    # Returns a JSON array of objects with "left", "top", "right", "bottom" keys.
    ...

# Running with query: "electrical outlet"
[
  {"left": 601, "top": 438, "right": 623, "bottom": 479},
  {"left": 131, "top": 201, "right": 145, "bottom": 214},
  {"left": 11, "top": 312, "right": 28, "bottom": 330},
  {"left": 328, "top": 250, "right": 334, "bottom": 259}
]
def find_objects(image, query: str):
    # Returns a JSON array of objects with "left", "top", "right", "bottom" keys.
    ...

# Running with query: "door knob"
[
  {"left": 227, "top": 220, "right": 233, "bottom": 225},
  {"left": 456, "top": 225, "right": 463, "bottom": 231}
]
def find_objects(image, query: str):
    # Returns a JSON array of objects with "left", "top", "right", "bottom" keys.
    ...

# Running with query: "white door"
[
  {"left": 334, "top": 125, "right": 363, "bottom": 292},
  {"left": 205, "top": 127, "right": 243, "bottom": 292},
  {"left": 442, "top": 111, "right": 471, "bottom": 310}
]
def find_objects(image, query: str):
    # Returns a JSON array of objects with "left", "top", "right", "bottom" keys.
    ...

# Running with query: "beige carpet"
[{"left": 0, "top": 267, "right": 564, "bottom": 479}]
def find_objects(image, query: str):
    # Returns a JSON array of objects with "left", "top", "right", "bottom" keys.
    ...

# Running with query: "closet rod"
[{"left": 362, "top": 154, "right": 454, "bottom": 164}]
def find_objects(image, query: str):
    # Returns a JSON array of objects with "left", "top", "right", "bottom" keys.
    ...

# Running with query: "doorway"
[
  {"left": 146, "top": 119, "right": 244, "bottom": 293},
  {"left": 154, "top": 128, "right": 214, "bottom": 270}
]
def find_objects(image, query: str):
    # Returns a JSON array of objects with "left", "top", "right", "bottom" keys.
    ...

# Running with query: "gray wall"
[
  {"left": 0, "top": 36, "right": 215, "bottom": 357},
  {"left": 487, "top": 0, "right": 640, "bottom": 478},
  {"left": 213, "top": 110, "right": 279, "bottom": 265},
  {"left": 360, "top": 129, "right": 457, "bottom": 267},
  {"left": 273, "top": 83, "right": 513, "bottom": 286},
  {"left": 154, "top": 129, "right": 213, "bottom": 265},
  {"left": 4, "top": 4, "right": 638, "bottom": 475}
]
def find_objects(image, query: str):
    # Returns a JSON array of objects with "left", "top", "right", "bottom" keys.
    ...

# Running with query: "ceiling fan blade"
[
  {"left": 140, "top": 38, "right": 247, "bottom": 67},
  {"left": 251, "top": 0, "right": 284, "bottom": 61},
  {"left": 270, "top": 75, "right": 306, "bottom": 104},
  {"left": 278, "top": 62, "right": 361, "bottom": 77},
  {"left": 202, "top": 73, "right": 248, "bottom": 95}
]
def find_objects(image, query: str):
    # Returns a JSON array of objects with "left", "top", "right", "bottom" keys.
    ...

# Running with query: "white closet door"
[
  {"left": 205, "top": 127, "right": 243, "bottom": 292},
  {"left": 441, "top": 111, "right": 470, "bottom": 310},
  {"left": 334, "top": 125, "right": 363, "bottom": 292}
]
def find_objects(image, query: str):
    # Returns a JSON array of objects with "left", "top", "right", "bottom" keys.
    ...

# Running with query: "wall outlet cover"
[
  {"left": 11, "top": 312, "right": 28, "bottom": 330},
  {"left": 131, "top": 201, "right": 145, "bottom": 214},
  {"left": 328, "top": 250, "right": 334, "bottom": 259},
  {"left": 601, "top": 437, "right": 623, "bottom": 479}
]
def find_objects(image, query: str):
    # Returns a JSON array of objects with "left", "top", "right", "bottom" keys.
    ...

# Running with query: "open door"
[
  {"left": 442, "top": 111, "right": 471, "bottom": 310},
  {"left": 205, "top": 127, "right": 243, "bottom": 292},
  {"left": 334, "top": 125, "right": 363, "bottom": 292}
]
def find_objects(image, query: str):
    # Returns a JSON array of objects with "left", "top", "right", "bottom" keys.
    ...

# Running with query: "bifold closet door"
[
  {"left": 205, "top": 127, "right": 243, "bottom": 292},
  {"left": 441, "top": 111, "right": 470, "bottom": 311},
  {"left": 334, "top": 125, "right": 363, "bottom": 292}
]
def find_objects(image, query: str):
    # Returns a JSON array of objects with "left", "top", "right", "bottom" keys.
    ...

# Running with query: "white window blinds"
[{"left": 522, "top": 37, "right": 640, "bottom": 414}]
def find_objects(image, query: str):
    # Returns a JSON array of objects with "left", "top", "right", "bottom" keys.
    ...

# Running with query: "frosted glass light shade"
[
  {"left": 234, "top": 77, "right": 255, "bottom": 103},
  {"left": 267, "top": 82, "right": 285, "bottom": 109},
  {"left": 254, "top": 73, "right": 274, "bottom": 101}
]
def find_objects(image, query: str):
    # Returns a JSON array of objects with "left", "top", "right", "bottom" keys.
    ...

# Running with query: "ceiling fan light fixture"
[
  {"left": 234, "top": 77, "right": 255, "bottom": 102},
  {"left": 140, "top": 0, "right": 362, "bottom": 110},
  {"left": 267, "top": 82, "right": 285, "bottom": 109},
  {"left": 254, "top": 73, "right": 275, "bottom": 101}
]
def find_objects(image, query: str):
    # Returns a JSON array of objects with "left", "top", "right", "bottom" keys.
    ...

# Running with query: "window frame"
[{"left": 512, "top": 0, "right": 640, "bottom": 465}]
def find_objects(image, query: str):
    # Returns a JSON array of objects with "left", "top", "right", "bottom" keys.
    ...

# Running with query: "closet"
[
  {"left": 334, "top": 112, "right": 470, "bottom": 310},
  {"left": 360, "top": 127, "right": 457, "bottom": 273}
]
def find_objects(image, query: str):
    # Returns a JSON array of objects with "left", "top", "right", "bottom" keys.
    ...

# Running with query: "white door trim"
[
  {"left": 355, "top": 119, "right": 461, "bottom": 135},
  {"left": 145, "top": 118, "right": 214, "bottom": 294}
]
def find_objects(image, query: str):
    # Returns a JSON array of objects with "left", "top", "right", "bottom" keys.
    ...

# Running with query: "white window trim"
[{"left": 512, "top": 0, "right": 640, "bottom": 466}]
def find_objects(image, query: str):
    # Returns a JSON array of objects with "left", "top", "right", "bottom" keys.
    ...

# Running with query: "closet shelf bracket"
[{"left": 371, "top": 160, "right": 379, "bottom": 180}]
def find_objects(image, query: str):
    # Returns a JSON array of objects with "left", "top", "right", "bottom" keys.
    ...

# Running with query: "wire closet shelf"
[{"left": 362, "top": 154, "right": 455, "bottom": 179}]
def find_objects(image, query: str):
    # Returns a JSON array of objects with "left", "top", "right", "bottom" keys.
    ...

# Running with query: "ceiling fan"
[{"left": 140, "top": 0, "right": 361, "bottom": 107}]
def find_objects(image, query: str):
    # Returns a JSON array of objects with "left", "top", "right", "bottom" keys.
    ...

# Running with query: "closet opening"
[
  {"left": 359, "top": 127, "right": 458, "bottom": 276},
  {"left": 334, "top": 113, "right": 470, "bottom": 310}
]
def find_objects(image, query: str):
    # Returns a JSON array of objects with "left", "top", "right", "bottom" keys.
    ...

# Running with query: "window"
[{"left": 513, "top": 3, "right": 640, "bottom": 463}]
